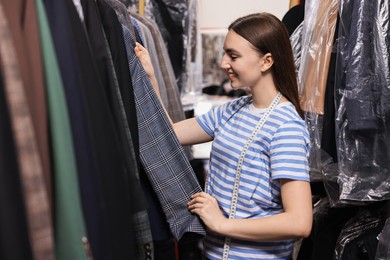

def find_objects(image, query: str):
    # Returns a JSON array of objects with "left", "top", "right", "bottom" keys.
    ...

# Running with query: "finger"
[
  {"left": 188, "top": 198, "right": 202, "bottom": 207},
  {"left": 134, "top": 42, "right": 145, "bottom": 53},
  {"left": 188, "top": 202, "right": 200, "bottom": 214},
  {"left": 189, "top": 206, "right": 198, "bottom": 214},
  {"left": 189, "top": 196, "right": 208, "bottom": 205},
  {"left": 134, "top": 42, "right": 140, "bottom": 50},
  {"left": 188, "top": 201, "right": 198, "bottom": 210},
  {"left": 191, "top": 191, "right": 208, "bottom": 199}
]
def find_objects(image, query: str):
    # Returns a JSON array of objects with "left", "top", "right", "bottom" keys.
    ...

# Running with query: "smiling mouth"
[{"left": 226, "top": 71, "right": 237, "bottom": 79}]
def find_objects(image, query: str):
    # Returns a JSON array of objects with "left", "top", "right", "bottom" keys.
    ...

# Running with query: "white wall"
[{"left": 198, "top": 0, "right": 290, "bottom": 32}]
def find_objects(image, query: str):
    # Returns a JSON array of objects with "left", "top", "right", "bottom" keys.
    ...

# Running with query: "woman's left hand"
[{"left": 187, "top": 192, "right": 226, "bottom": 233}]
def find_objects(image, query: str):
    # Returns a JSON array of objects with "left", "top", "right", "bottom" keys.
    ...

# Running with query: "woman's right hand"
[{"left": 134, "top": 42, "right": 155, "bottom": 79}]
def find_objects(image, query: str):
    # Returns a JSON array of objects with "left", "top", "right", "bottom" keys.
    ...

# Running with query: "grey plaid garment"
[
  {"left": 121, "top": 24, "right": 206, "bottom": 239},
  {"left": 130, "top": 14, "right": 193, "bottom": 161},
  {"left": 106, "top": 0, "right": 192, "bottom": 161},
  {"left": 130, "top": 12, "right": 186, "bottom": 124}
]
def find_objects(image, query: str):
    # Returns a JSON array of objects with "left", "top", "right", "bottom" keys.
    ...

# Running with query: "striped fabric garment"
[{"left": 196, "top": 95, "right": 310, "bottom": 259}]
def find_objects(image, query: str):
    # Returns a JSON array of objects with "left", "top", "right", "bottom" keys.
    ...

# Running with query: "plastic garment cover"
[
  {"left": 181, "top": 0, "right": 203, "bottom": 96},
  {"left": 375, "top": 217, "right": 390, "bottom": 260},
  {"left": 297, "top": 0, "right": 338, "bottom": 115},
  {"left": 291, "top": 22, "right": 303, "bottom": 79},
  {"left": 147, "top": 0, "right": 191, "bottom": 92},
  {"left": 292, "top": 0, "right": 390, "bottom": 206},
  {"left": 334, "top": 208, "right": 385, "bottom": 259},
  {"left": 323, "top": 0, "right": 390, "bottom": 206},
  {"left": 123, "top": 0, "right": 192, "bottom": 91},
  {"left": 290, "top": 0, "right": 338, "bottom": 182}
]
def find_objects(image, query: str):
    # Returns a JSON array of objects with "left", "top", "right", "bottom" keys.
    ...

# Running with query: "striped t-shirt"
[{"left": 196, "top": 95, "right": 310, "bottom": 260}]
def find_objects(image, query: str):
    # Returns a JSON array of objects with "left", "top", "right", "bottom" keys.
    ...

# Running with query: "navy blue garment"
[
  {"left": 332, "top": 0, "right": 390, "bottom": 203},
  {"left": 44, "top": 0, "right": 144, "bottom": 258},
  {"left": 43, "top": 0, "right": 109, "bottom": 258},
  {"left": 336, "top": 0, "right": 390, "bottom": 131}
]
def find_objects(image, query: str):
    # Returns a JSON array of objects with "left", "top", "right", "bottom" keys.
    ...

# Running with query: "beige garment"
[
  {"left": 299, "top": 0, "right": 338, "bottom": 114},
  {"left": 0, "top": 3, "right": 55, "bottom": 259}
]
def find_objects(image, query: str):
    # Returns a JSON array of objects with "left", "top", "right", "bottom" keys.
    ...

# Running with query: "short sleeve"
[
  {"left": 270, "top": 120, "right": 311, "bottom": 181},
  {"left": 196, "top": 106, "right": 220, "bottom": 138},
  {"left": 196, "top": 96, "right": 250, "bottom": 138}
]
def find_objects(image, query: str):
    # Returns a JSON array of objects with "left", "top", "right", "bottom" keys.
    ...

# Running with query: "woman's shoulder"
[
  {"left": 224, "top": 95, "right": 252, "bottom": 111},
  {"left": 272, "top": 102, "right": 307, "bottom": 129}
]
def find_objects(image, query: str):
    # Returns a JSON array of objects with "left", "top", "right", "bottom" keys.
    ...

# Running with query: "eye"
[
  {"left": 224, "top": 49, "right": 239, "bottom": 61},
  {"left": 229, "top": 54, "right": 238, "bottom": 61}
]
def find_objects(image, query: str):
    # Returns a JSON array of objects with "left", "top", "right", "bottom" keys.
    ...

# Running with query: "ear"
[{"left": 260, "top": 53, "right": 274, "bottom": 72}]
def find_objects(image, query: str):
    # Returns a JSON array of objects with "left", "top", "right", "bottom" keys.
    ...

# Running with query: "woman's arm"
[
  {"left": 188, "top": 179, "right": 312, "bottom": 241},
  {"left": 134, "top": 43, "right": 212, "bottom": 146}
]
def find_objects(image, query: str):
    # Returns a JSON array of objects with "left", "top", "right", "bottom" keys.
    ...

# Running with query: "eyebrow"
[{"left": 224, "top": 48, "right": 238, "bottom": 54}]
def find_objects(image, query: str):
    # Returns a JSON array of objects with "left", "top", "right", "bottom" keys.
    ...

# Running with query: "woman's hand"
[
  {"left": 134, "top": 42, "right": 155, "bottom": 78},
  {"left": 188, "top": 192, "right": 227, "bottom": 234},
  {"left": 134, "top": 42, "right": 162, "bottom": 100}
]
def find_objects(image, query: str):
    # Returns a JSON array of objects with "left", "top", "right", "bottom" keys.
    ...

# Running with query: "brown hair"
[{"left": 228, "top": 13, "right": 303, "bottom": 118}]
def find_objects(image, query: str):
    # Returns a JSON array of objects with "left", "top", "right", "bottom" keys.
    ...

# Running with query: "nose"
[{"left": 220, "top": 54, "right": 230, "bottom": 70}]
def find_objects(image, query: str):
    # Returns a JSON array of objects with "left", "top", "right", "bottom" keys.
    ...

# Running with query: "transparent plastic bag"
[
  {"left": 293, "top": 0, "right": 390, "bottom": 206},
  {"left": 375, "top": 217, "right": 390, "bottom": 260},
  {"left": 324, "top": 0, "right": 390, "bottom": 205},
  {"left": 297, "top": 0, "right": 338, "bottom": 115},
  {"left": 334, "top": 208, "right": 384, "bottom": 260},
  {"left": 291, "top": 0, "right": 339, "bottom": 184}
]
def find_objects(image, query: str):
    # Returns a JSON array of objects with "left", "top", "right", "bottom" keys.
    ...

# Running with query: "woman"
[{"left": 135, "top": 12, "right": 312, "bottom": 260}]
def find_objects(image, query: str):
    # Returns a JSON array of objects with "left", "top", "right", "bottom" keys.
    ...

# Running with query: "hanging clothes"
[
  {"left": 327, "top": 0, "right": 390, "bottom": 204},
  {"left": 297, "top": 0, "right": 338, "bottom": 115},
  {"left": 131, "top": 12, "right": 188, "bottom": 125},
  {"left": 132, "top": 17, "right": 170, "bottom": 112},
  {"left": 146, "top": 0, "right": 187, "bottom": 90},
  {"left": 93, "top": 0, "right": 154, "bottom": 258},
  {"left": 0, "top": 0, "right": 239, "bottom": 258},
  {"left": 334, "top": 206, "right": 387, "bottom": 260},
  {"left": 290, "top": 0, "right": 390, "bottom": 258},
  {"left": 36, "top": 0, "right": 90, "bottom": 258},
  {"left": 120, "top": 18, "right": 206, "bottom": 240},
  {"left": 0, "top": 52, "right": 34, "bottom": 260},
  {"left": 376, "top": 216, "right": 390, "bottom": 259},
  {"left": 42, "top": 0, "right": 107, "bottom": 258},
  {"left": 282, "top": 0, "right": 305, "bottom": 36},
  {"left": 0, "top": 2, "right": 55, "bottom": 258},
  {"left": 289, "top": 0, "right": 338, "bottom": 181},
  {"left": 130, "top": 12, "right": 193, "bottom": 160},
  {"left": 0, "top": 0, "right": 52, "bottom": 208},
  {"left": 44, "top": 0, "right": 150, "bottom": 258}
]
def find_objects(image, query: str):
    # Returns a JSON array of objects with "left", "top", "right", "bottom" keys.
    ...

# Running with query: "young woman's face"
[{"left": 220, "top": 30, "right": 264, "bottom": 90}]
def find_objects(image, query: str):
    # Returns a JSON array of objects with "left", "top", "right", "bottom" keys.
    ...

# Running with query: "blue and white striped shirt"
[{"left": 196, "top": 95, "right": 310, "bottom": 259}]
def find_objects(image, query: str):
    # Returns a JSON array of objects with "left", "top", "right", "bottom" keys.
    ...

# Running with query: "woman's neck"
[{"left": 251, "top": 80, "right": 279, "bottom": 109}]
